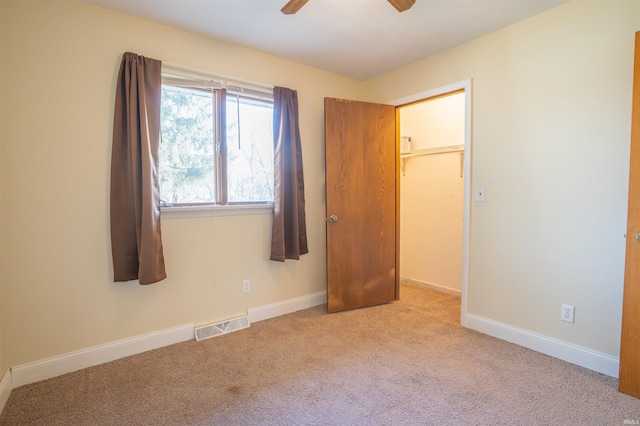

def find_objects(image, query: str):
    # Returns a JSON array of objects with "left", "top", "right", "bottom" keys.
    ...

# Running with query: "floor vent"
[{"left": 194, "top": 316, "right": 250, "bottom": 342}]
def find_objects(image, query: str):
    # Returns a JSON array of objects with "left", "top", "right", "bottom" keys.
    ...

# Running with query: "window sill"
[{"left": 161, "top": 204, "right": 274, "bottom": 219}]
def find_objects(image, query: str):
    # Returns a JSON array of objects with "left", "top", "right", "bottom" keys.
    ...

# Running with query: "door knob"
[
  {"left": 329, "top": 215, "right": 338, "bottom": 223},
  {"left": 635, "top": 232, "right": 640, "bottom": 242}
]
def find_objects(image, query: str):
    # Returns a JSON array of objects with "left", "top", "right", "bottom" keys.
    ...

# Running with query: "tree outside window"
[{"left": 159, "top": 80, "right": 274, "bottom": 206}]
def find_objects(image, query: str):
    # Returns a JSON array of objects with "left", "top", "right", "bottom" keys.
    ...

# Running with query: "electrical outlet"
[
  {"left": 242, "top": 279, "right": 251, "bottom": 294},
  {"left": 561, "top": 304, "right": 574, "bottom": 323}
]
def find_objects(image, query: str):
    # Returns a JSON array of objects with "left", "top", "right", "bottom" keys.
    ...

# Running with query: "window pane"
[
  {"left": 226, "top": 96, "right": 274, "bottom": 203},
  {"left": 160, "top": 85, "right": 216, "bottom": 204}
]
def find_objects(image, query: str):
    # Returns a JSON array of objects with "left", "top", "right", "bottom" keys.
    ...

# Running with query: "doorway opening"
[{"left": 389, "top": 80, "right": 472, "bottom": 325}]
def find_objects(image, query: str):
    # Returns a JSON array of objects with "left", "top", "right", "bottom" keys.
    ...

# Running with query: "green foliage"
[
  {"left": 159, "top": 85, "right": 274, "bottom": 205},
  {"left": 160, "top": 87, "right": 215, "bottom": 204}
]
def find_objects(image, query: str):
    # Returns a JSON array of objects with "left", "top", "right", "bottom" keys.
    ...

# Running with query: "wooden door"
[
  {"left": 620, "top": 31, "right": 640, "bottom": 398},
  {"left": 324, "top": 98, "right": 398, "bottom": 313}
]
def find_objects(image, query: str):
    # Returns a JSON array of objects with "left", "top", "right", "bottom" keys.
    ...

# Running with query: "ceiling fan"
[{"left": 281, "top": 0, "right": 416, "bottom": 14}]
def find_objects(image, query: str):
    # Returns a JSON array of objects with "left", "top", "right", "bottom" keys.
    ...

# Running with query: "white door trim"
[{"left": 388, "top": 79, "right": 473, "bottom": 325}]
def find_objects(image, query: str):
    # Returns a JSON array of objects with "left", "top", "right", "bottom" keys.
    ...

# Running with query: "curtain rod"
[{"left": 162, "top": 61, "right": 274, "bottom": 96}]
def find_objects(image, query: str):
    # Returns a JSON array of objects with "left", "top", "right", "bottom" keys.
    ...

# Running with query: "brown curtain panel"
[
  {"left": 110, "top": 52, "right": 166, "bottom": 285},
  {"left": 270, "top": 87, "right": 309, "bottom": 261}
]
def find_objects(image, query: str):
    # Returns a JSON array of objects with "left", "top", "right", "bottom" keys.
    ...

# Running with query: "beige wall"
[
  {"left": 0, "top": 0, "right": 362, "bottom": 367},
  {"left": 365, "top": 0, "right": 640, "bottom": 356},
  {"left": 400, "top": 93, "right": 465, "bottom": 150},
  {"left": 0, "top": 0, "right": 638, "bottom": 373},
  {"left": 400, "top": 94, "right": 465, "bottom": 292}
]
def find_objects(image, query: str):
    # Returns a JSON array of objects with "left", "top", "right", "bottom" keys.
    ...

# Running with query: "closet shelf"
[
  {"left": 400, "top": 144, "right": 465, "bottom": 177},
  {"left": 400, "top": 144, "right": 464, "bottom": 159}
]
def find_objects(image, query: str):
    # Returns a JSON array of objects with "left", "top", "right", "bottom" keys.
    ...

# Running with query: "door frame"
[{"left": 388, "top": 79, "right": 472, "bottom": 325}]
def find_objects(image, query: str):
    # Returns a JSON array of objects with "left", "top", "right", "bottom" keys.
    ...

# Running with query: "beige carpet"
[{"left": 1, "top": 283, "right": 639, "bottom": 425}]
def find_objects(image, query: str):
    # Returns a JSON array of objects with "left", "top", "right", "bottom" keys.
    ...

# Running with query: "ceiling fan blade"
[
  {"left": 281, "top": 0, "right": 309, "bottom": 14},
  {"left": 387, "top": 0, "right": 416, "bottom": 12}
]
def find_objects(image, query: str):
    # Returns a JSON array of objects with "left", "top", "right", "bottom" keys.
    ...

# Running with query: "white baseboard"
[
  {"left": 11, "top": 323, "right": 194, "bottom": 387},
  {"left": 9, "top": 290, "right": 328, "bottom": 388},
  {"left": 464, "top": 313, "right": 619, "bottom": 378},
  {"left": 401, "top": 277, "right": 461, "bottom": 296},
  {"left": 0, "top": 368, "right": 11, "bottom": 414},
  {"left": 248, "top": 291, "right": 327, "bottom": 323}
]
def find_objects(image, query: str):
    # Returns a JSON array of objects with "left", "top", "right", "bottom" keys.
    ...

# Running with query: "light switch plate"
[{"left": 474, "top": 186, "right": 486, "bottom": 202}]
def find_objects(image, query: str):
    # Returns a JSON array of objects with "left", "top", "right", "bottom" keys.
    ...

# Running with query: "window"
[
  {"left": 159, "top": 72, "right": 274, "bottom": 207},
  {"left": 226, "top": 94, "right": 274, "bottom": 204}
]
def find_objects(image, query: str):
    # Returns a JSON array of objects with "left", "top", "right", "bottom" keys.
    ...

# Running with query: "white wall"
[
  {"left": 0, "top": 0, "right": 362, "bottom": 367},
  {"left": 400, "top": 94, "right": 465, "bottom": 292},
  {"left": 365, "top": 0, "right": 640, "bottom": 357}
]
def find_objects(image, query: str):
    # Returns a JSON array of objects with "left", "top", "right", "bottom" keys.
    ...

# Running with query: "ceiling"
[{"left": 85, "top": 0, "right": 570, "bottom": 81}]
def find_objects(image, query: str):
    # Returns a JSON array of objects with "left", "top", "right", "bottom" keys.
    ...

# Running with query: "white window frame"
[{"left": 159, "top": 63, "right": 275, "bottom": 218}]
